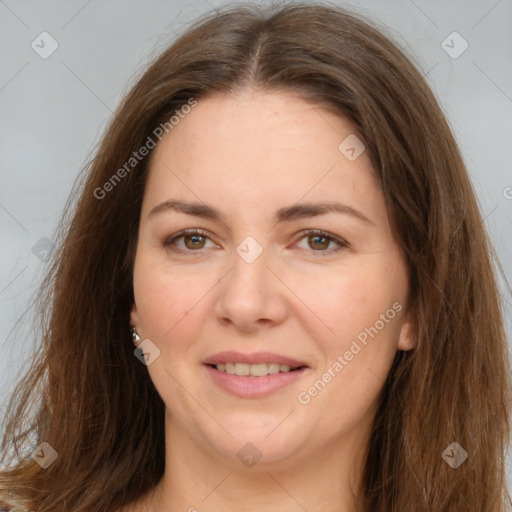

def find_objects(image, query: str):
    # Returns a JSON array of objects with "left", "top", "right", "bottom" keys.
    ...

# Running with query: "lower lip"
[{"left": 204, "top": 365, "right": 308, "bottom": 398}]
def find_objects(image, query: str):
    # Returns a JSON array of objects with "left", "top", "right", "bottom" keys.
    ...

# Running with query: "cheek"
[
  {"left": 305, "top": 257, "right": 407, "bottom": 415},
  {"left": 301, "top": 276, "right": 403, "bottom": 431},
  {"left": 133, "top": 251, "right": 202, "bottom": 339},
  {"left": 132, "top": 255, "right": 207, "bottom": 404},
  {"left": 313, "top": 262, "right": 404, "bottom": 343}
]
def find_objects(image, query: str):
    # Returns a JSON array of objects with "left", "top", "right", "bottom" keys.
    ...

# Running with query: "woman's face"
[{"left": 131, "top": 89, "right": 414, "bottom": 469}]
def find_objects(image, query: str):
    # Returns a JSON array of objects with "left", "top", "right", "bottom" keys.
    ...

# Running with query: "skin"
[{"left": 127, "top": 89, "right": 415, "bottom": 512}]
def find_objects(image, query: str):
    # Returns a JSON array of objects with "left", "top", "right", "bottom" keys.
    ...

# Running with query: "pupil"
[
  {"left": 310, "top": 235, "right": 328, "bottom": 250},
  {"left": 186, "top": 235, "right": 204, "bottom": 249}
]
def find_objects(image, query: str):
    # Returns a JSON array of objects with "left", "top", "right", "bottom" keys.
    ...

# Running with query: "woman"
[{"left": 0, "top": 3, "right": 510, "bottom": 511}]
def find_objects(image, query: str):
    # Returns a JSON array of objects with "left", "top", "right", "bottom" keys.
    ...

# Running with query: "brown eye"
[
  {"left": 183, "top": 233, "right": 206, "bottom": 249},
  {"left": 295, "top": 230, "right": 348, "bottom": 256},
  {"left": 307, "top": 233, "right": 330, "bottom": 250},
  {"left": 164, "top": 229, "right": 214, "bottom": 254}
]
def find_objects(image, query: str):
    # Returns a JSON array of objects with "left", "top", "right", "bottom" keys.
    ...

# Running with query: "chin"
[{"left": 209, "top": 421, "right": 307, "bottom": 469}]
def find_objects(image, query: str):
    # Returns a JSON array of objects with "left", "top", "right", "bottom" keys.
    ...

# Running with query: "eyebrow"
[{"left": 147, "top": 199, "right": 374, "bottom": 225}]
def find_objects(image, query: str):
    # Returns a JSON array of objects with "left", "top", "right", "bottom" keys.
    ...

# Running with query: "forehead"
[{"left": 143, "top": 90, "right": 384, "bottom": 224}]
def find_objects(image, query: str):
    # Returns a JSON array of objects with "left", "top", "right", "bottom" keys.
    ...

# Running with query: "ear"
[{"left": 397, "top": 310, "right": 416, "bottom": 351}]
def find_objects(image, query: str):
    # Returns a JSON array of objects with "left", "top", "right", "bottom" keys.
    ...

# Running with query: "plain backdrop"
[{"left": 0, "top": 0, "right": 511, "bottom": 486}]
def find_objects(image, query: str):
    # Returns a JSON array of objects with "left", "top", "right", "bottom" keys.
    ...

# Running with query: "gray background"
[{"left": 1, "top": 0, "right": 511, "bottom": 486}]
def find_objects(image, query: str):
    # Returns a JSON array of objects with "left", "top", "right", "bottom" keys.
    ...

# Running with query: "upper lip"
[{"left": 203, "top": 351, "right": 309, "bottom": 368}]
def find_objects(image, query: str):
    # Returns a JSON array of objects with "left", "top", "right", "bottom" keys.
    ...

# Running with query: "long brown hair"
[{"left": 1, "top": 3, "right": 510, "bottom": 511}]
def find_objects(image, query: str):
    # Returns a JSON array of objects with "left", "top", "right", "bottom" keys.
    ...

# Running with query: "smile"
[
  {"left": 203, "top": 365, "right": 308, "bottom": 399},
  {"left": 211, "top": 362, "right": 304, "bottom": 377}
]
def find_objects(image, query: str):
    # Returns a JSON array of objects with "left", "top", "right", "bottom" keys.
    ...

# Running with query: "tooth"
[
  {"left": 268, "top": 363, "right": 280, "bottom": 374},
  {"left": 215, "top": 362, "right": 299, "bottom": 376},
  {"left": 250, "top": 363, "right": 269, "bottom": 377},
  {"left": 234, "top": 363, "right": 250, "bottom": 376}
]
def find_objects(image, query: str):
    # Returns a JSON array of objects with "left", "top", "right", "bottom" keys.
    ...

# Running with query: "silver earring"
[{"left": 130, "top": 327, "right": 141, "bottom": 344}]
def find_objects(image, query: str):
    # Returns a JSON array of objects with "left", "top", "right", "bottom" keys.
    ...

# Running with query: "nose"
[{"left": 213, "top": 241, "right": 289, "bottom": 333}]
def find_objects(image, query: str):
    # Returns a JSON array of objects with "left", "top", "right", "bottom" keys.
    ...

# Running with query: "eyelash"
[{"left": 163, "top": 228, "right": 348, "bottom": 257}]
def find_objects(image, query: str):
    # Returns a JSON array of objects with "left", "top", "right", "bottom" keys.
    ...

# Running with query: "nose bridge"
[
  {"left": 235, "top": 234, "right": 266, "bottom": 267},
  {"left": 214, "top": 233, "right": 284, "bottom": 328},
  {"left": 229, "top": 234, "right": 270, "bottom": 296}
]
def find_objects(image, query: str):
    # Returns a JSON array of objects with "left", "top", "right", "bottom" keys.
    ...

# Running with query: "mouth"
[
  {"left": 206, "top": 362, "right": 307, "bottom": 377},
  {"left": 202, "top": 351, "right": 310, "bottom": 398}
]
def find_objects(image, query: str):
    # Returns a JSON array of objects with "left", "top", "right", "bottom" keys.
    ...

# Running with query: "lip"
[
  {"left": 203, "top": 351, "right": 308, "bottom": 368},
  {"left": 204, "top": 364, "right": 309, "bottom": 398}
]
